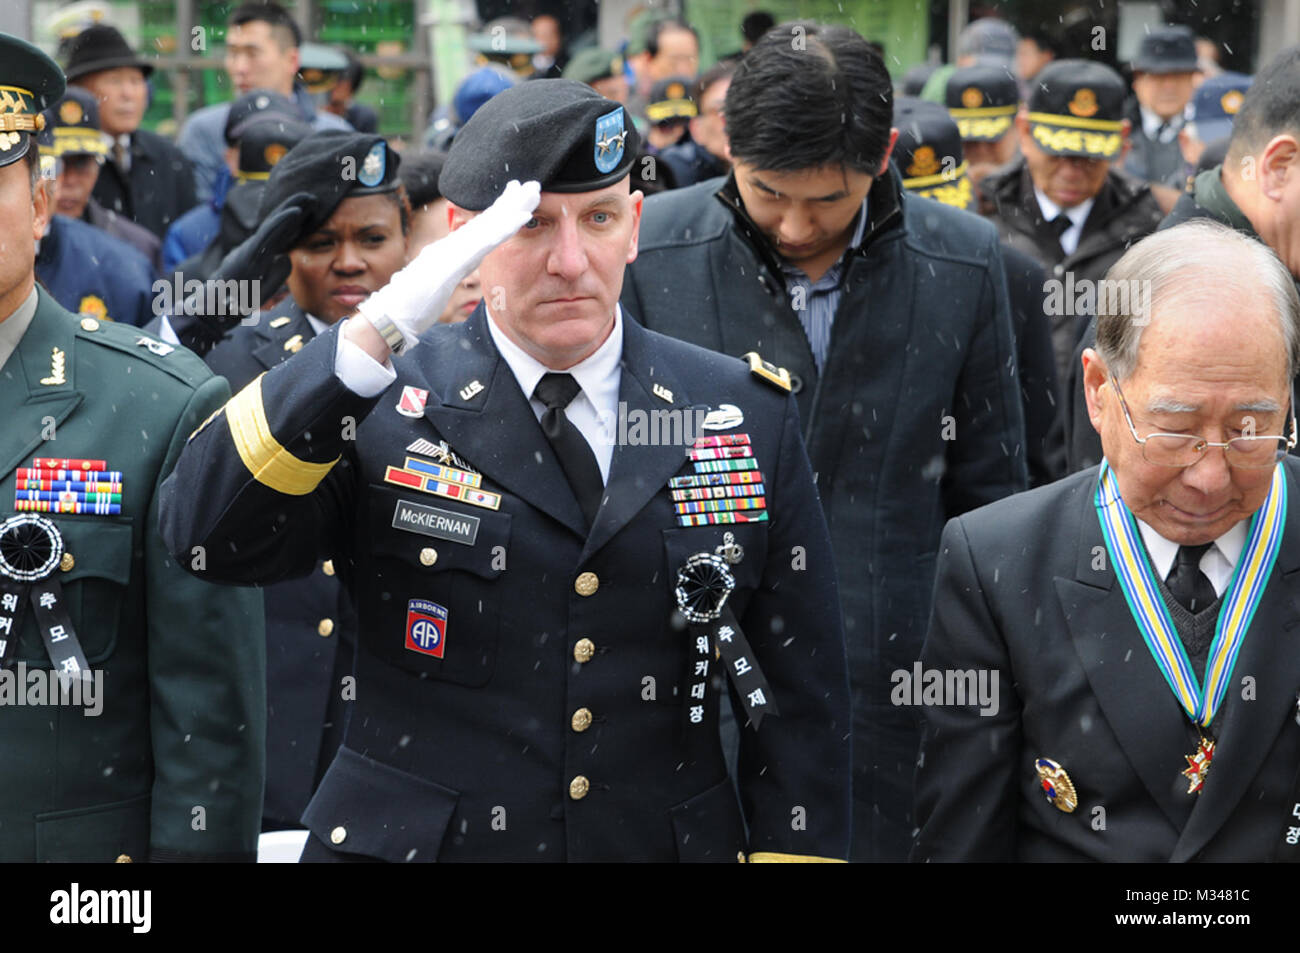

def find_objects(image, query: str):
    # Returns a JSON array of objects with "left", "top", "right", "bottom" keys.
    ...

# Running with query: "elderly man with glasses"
[{"left": 912, "top": 219, "right": 1300, "bottom": 862}]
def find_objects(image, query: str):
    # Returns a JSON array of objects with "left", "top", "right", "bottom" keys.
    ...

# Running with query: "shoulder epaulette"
[
  {"left": 742, "top": 351, "right": 793, "bottom": 393},
  {"left": 74, "top": 317, "right": 213, "bottom": 389}
]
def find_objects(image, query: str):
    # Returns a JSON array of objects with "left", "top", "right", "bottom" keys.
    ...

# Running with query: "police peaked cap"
[
  {"left": 257, "top": 130, "right": 402, "bottom": 239},
  {"left": 439, "top": 79, "right": 640, "bottom": 211}
]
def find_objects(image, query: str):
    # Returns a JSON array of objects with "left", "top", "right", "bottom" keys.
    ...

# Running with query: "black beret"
[
  {"left": 440, "top": 79, "right": 639, "bottom": 211},
  {"left": 893, "top": 97, "right": 975, "bottom": 212},
  {"left": 945, "top": 64, "right": 1018, "bottom": 141},
  {"left": 1026, "top": 59, "right": 1125, "bottom": 159},
  {"left": 0, "top": 32, "right": 66, "bottom": 169},
  {"left": 224, "top": 88, "right": 299, "bottom": 144},
  {"left": 237, "top": 115, "right": 310, "bottom": 178},
  {"left": 399, "top": 149, "right": 448, "bottom": 207},
  {"left": 258, "top": 130, "right": 401, "bottom": 238}
]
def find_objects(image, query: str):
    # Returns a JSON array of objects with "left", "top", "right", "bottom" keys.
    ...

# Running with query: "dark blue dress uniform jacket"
[
  {"left": 159, "top": 306, "right": 852, "bottom": 862},
  {"left": 203, "top": 299, "right": 357, "bottom": 831},
  {"left": 36, "top": 214, "right": 155, "bottom": 327}
]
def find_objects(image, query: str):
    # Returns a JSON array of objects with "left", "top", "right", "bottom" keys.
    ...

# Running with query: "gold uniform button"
[
  {"left": 569, "top": 775, "right": 590, "bottom": 800},
  {"left": 330, "top": 826, "right": 347, "bottom": 844},
  {"left": 573, "top": 638, "right": 595, "bottom": 663},
  {"left": 419, "top": 547, "right": 438, "bottom": 567},
  {"left": 571, "top": 708, "right": 593, "bottom": 732},
  {"left": 59, "top": 552, "right": 75, "bottom": 572},
  {"left": 318, "top": 618, "right": 334, "bottom": 637},
  {"left": 80, "top": 317, "right": 99, "bottom": 331},
  {"left": 322, "top": 559, "right": 335, "bottom": 576},
  {"left": 574, "top": 571, "right": 599, "bottom": 596},
  {"left": 115, "top": 854, "right": 132, "bottom": 863}
]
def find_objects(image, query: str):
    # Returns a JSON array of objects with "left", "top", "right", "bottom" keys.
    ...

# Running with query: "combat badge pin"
[
  {"left": 1035, "top": 757, "right": 1078, "bottom": 812},
  {"left": 701, "top": 404, "right": 743, "bottom": 430},
  {"left": 396, "top": 385, "right": 429, "bottom": 418}
]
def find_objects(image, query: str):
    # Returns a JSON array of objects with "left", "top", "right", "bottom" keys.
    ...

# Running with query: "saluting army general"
[
  {"left": 0, "top": 35, "right": 265, "bottom": 862},
  {"left": 160, "top": 80, "right": 851, "bottom": 862}
]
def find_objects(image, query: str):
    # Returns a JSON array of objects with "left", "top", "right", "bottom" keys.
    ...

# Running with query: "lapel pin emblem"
[
  {"left": 268, "top": 316, "right": 292, "bottom": 329},
  {"left": 459, "top": 380, "right": 484, "bottom": 401},
  {"left": 396, "top": 385, "right": 429, "bottom": 418},
  {"left": 283, "top": 334, "right": 304, "bottom": 353},
  {"left": 40, "top": 347, "right": 66, "bottom": 386},
  {"left": 1035, "top": 757, "right": 1078, "bottom": 812},
  {"left": 136, "top": 336, "right": 174, "bottom": 356},
  {"left": 653, "top": 382, "right": 673, "bottom": 403},
  {"left": 702, "top": 404, "right": 744, "bottom": 430}
]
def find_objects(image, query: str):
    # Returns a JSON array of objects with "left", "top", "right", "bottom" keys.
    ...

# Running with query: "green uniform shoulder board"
[
  {"left": 75, "top": 316, "right": 212, "bottom": 390},
  {"left": 742, "top": 352, "right": 793, "bottom": 393}
]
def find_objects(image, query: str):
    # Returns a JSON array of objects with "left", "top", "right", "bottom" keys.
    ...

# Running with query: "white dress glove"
[{"left": 358, "top": 179, "right": 541, "bottom": 353}]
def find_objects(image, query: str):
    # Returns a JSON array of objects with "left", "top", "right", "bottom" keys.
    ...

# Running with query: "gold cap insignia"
[
  {"left": 59, "top": 99, "right": 83, "bottom": 125},
  {"left": 78, "top": 295, "right": 108, "bottom": 322},
  {"left": 1220, "top": 90, "right": 1244, "bottom": 115},
  {"left": 667, "top": 82, "right": 685, "bottom": 100},
  {"left": 1035, "top": 757, "right": 1078, "bottom": 813},
  {"left": 961, "top": 86, "right": 983, "bottom": 109},
  {"left": 265, "top": 143, "right": 288, "bottom": 166},
  {"left": 1067, "top": 88, "right": 1099, "bottom": 118},
  {"left": 905, "top": 145, "right": 941, "bottom": 178}
]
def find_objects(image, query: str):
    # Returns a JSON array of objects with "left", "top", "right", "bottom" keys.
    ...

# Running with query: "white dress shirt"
[
  {"left": 1034, "top": 186, "right": 1094, "bottom": 257},
  {"left": 1136, "top": 516, "right": 1249, "bottom": 598},
  {"left": 0, "top": 288, "right": 39, "bottom": 373},
  {"left": 334, "top": 308, "right": 625, "bottom": 483},
  {"left": 1139, "top": 105, "right": 1183, "bottom": 143}
]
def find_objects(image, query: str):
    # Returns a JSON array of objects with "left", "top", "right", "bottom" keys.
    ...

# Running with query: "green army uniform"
[{"left": 0, "top": 33, "right": 265, "bottom": 863}]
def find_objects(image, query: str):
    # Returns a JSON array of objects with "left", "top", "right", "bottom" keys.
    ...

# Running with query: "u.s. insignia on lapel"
[
  {"left": 14, "top": 458, "right": 123, "bottom": 515},
  {"left": 1034, "top": 757, "right": 1078, "bottom": 813},
  {"left": 396, "top": 386, "right": 429, "bottom": 418},
  {"left": 669, "top": 433, "right": 768, "bottom": 526},
  {"left": 652, "top": 382, "right": 673, "bottom": 403},
  {"left": 459, "top": 380, "right": 484, "bottom": 401},
  {"left": 283, "top": 334, "right": 304, "bottom": 354}
]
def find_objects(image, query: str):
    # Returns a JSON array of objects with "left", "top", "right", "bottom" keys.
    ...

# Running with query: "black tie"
[
  {"left": 1048, "top": 214, "right": 1071, "bottom": 240},
  {"left": 533, "top": 372, "right": 604, "bottom": 526},
  {"left": 1166, "top": 543, "right": 1217, "bottom": 613}
]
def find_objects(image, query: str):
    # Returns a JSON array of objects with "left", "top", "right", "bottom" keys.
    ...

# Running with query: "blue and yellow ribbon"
[{"left": 1094, "top": 459, "right": 1286, "bottom": 727}]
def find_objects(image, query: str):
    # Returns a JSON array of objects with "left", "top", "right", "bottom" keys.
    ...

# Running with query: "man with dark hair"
[
  {"left": 1065, "top": 47, "right": 1300, "bottom": 472},
  {"left": 660, "top": 61, "right": 735, "bottom": 188},
  {"left": 178, "top": 1, "right": 350, "bottom": 205},
  {"left": 622, "top": 22, "right": 1027, "bottom": 862},
  {"left": 398, "top": 148, "right": 483, "bottom": 321},
  {"left": 0, "top": 32, "right": 265, "bottom": 863},
  {"left": 1015, "top": 26, "right": 1059, "bottom": 86},
  {"left": 64, "top": 24, "right": 198, "bottom": 239},
  {"left": 627, "top": 19, "right": 700, "bottom": 121},
  {"left": 325, "top": 49, "right": 378, "bottom": 134}
]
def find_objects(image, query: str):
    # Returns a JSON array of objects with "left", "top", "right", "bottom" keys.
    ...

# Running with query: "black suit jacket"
[
  {"left": 160, "top": 307, "right": 852, "bottom": 862},
  {"left": 203, "top": 300, "right": 357, "bottom": 831},
  {"left": 912, "top": 462, "right": 1300, "bottom": 861},
  {"left": 92, "top": 128, "right": 199, "bottom": 239}
]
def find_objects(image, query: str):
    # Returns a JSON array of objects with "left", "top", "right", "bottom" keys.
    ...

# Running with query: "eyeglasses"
[{"left": 1110, "top": 377, "right": 1298, "bottom": 468}]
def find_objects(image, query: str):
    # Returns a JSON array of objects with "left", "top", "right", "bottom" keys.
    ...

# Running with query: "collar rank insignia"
[
  {"left": 459, "top": 380, "right": 484, "bottom": 401},
  {"left": 396, "top": 385, "right": 429, "bottom": 418},
  {"left": 283, "top": 334, "right": 304, "bottom": 353},
  {"left": 39, "top": 347, "right": 66, "bottom": 386},
  {"left": 136, "top": 336, "right": 174, "bottom": 356},
  {"left": 701, "top": 404, "right": 743, "bottom": 430},
  {"left": 15, "top": 458, "right": 123, "bottom": 515},
  {"left": 652, "top": 382, "right": 673, "bottom": 403},
  {"left": 268, "top": 316, "right": 292, "bottom": 329},
  {"left": 742, "top": 352, "right": 792, "bottom": 393}
]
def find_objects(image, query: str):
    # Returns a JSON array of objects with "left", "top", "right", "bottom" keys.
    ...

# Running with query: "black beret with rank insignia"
[
  {"left": 1025, "top": 59, "right": 1126, "bottom": 160},
  {"left": 439, "top": 79, "right": 640, "bottom": 211},
  {"left": 0, "top": 32, "right": 66, "bottom": 168},
  {"left": 257, "top": 130, "right": 401, "bottom": 238}
]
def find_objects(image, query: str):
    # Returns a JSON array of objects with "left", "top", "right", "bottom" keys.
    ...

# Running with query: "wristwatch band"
[{"left": 363, "top": 309, "right": 408, "bottom": 355}]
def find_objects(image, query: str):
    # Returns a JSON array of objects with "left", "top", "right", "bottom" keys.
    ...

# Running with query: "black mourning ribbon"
[
  {"left": 0, "top": 515, "right": 91, "bottom": 683},
  {"left": 533, "top": 372, "right": 604, "bottom": 527},
  {"left": 675, "top": 551, "right": 779, "bottom": 730}
]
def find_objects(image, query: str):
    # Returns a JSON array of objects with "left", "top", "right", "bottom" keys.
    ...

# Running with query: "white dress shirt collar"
[
  {"left": 1136, "top": 516, "right": 1250, "bottom": 599},
  {"left": 1034, "top": 186, "right": 1093, "bottom": 256}
]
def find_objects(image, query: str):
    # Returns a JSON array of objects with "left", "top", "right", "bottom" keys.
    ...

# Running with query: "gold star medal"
[{"left": 1182, "top": 736, "right": 1215, "bottom": 794}]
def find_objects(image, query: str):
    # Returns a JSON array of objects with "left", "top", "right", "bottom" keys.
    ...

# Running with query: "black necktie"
[
  {"left": 1048, "top": 214, "right": 1071, "bottom": 240},
  {"left": 533, "top": 372, "right": 604, "bottom": 526},
  {"left": 1166, "top": 543, "right": 1217, "bottom": 613}
]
